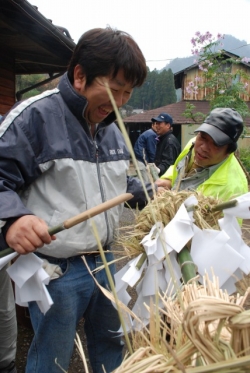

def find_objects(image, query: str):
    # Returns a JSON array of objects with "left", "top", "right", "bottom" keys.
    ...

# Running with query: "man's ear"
[{"left": 73, "top": 64, "right": 86, "bottom": 91}]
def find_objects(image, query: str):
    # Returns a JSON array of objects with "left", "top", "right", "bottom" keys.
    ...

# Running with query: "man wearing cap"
[
  {"left": 151, "top": 112, "right": 181, "bottom": 177},
  {"left": 155, "top": 108, "right": 248, "bottom": 201}
]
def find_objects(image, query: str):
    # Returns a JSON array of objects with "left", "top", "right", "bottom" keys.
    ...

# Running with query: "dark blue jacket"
[{"left": 134, "top": 129, "right": 157, "bottom": 164}]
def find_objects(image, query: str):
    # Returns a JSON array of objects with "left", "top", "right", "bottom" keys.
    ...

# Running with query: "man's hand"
[
  {"left": 6, "top": 215, "right": 56, "bottom": 255},
  {"left": 155, "top": 178, "right": 172, "bottom": 189}
]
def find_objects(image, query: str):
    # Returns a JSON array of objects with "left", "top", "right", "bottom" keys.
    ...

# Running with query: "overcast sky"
[{"left": 29, "top": 0, "right": 250, "bottom": 71}]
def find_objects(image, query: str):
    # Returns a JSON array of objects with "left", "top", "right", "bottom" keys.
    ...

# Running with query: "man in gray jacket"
[{"left": 0, "top": 27, "right": 153, "bottom": 373}]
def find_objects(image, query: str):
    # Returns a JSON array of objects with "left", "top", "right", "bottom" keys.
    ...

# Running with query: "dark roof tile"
[{"left": 123, "top": 101, "right": 250, "bottom": 126}]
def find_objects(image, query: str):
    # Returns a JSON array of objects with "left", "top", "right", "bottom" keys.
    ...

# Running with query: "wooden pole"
[{"left": 0, "top": 193, "right": 133, "bottom": 258}]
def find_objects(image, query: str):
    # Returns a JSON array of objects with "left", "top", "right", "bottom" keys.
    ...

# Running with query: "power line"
[
  {"left": 146, "top": 58, "right": 173, "bottom": 62},
  {"left": 146, "top": 43, "right": 250, "bottom": 64},
  {"left": 228, "top": 43, "right": 250, "bottom": 52}
]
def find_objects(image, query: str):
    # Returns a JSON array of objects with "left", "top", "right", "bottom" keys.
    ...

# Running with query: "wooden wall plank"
[{"left": 0, "top": 53, "right": 15, "bottom": 114}]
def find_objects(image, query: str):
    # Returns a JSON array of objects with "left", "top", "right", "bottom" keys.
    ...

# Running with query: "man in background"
[
  {"left": 152, "top": 112, "right": 181, "bottom": 177},
  {"left": 133, "top": 121, "right": 158, "bottom": 182}
]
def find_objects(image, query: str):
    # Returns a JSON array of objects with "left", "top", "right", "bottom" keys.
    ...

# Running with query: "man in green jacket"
[{"left": 155, "top": 107, "right": 248, "bottom": 201}]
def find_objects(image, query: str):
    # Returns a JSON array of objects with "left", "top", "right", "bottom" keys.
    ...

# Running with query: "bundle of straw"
[
  {"left": 112, "top": 274, "right": 250, "bottom": 373},
  {"left": 118, "top": 190, "right": 223, "bottom": 259},
  {"left": 109, "top": 190, "right": 250, "bottom": 372}
]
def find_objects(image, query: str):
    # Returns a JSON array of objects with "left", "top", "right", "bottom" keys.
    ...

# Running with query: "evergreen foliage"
[
  {"left": 16, "top": 75, "right": 59, "bottom": 99},
  {"left": 127, "top": 68, "right": 177, "bottom": 111}
]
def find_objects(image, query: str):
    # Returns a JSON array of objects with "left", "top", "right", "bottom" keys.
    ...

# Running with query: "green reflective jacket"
[{"left": 161, "top": 138, "right": 248, "bottom": 202}]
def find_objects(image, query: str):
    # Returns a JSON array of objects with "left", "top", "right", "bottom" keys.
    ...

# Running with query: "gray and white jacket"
[{"left": 0, "top": 73, "right": 153, "bottom": 257}]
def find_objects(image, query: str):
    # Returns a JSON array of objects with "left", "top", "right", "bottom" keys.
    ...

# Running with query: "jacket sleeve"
[
  {"left": 0, "top": 116, "right": 41, "bottom": 224},
  {"left": 0, "top": 157, "right": 37, "bottom": 248},
  {"left": 146, "top": 136, "right": 157, "bottom": 163},
  {"left": 126, "top": 176, "right": 156, "bottom": 209},
  {"left": 133, "top": 135, "right": 146, "bottom": 163}
]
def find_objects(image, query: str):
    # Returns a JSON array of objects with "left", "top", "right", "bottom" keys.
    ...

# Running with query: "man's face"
[
  {"left": 154, "top": 122, "right": 171, "bottom": 136},
  {"left": 73, "top": 66, "right": 133, "bottom": 125},
  {"left": 194, "top": 132, "right": 229, "bottom": 168},
  {"left": 152, "top": 122, "right": 157, "bottom": 132}
]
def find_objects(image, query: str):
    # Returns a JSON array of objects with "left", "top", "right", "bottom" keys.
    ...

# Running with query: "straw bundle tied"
[
  {"left": 117, "top": 190, "right": 223, "bottom": 258},
  {"left": 109, "top": 188, "right": 250, "bottom": 372},
  {"left": 69, "top": 191, "right": 250, "bottom": 372},
  {"left": 111, "top": 274, "right": 250, "bottom": 373},
  {"left": 114, "top": 188, "right": 250, "bottom": 301}
]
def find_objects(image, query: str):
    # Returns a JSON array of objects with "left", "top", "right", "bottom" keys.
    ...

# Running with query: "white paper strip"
[
  {"left": 6, "top": 253, "right": 54, "bottom": 314},
  {"left": 163, "top": 203, "right": 194, "bottom": 253},
  {"left": 191, "top": 228, "right": 244, "bottom": 287},
  {"left": 223, "top": 193, "right": 250, "bottom": 218},
  {"left": 0, "top": 252, "right": 18, "bottom": 270}
]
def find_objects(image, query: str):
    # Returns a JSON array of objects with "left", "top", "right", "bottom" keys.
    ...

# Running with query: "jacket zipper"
[{"left": 93, "top": 137, "right": 110, "bottom": 246}]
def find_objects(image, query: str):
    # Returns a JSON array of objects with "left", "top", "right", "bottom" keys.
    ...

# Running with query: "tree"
[
  {"left": 16, "top": 74, "right": 59, "bottom": 100},
  {"left": 127, "top": 68, "right": 177, "bottom": 112},
  {"left": 165, "top": 69, "right": 177, "bottom": 105}
]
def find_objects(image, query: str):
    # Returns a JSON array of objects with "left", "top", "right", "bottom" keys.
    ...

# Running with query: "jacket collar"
[
  {"left": 201, "top": 153, "right": 233, "bottom": 186},
  {"left": 158, "top": 130, "right": 172, "bottom": 140}
]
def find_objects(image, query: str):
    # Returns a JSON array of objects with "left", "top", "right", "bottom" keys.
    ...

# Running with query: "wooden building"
[
  {"left": 124, "top": 51, "right": 250, "bottom": 148},
  {"left": 175, "top": 50, "right": 250, "bottom": 102},
  {"left": 0, "top": 0, "right": 75, "bottom": 115}
]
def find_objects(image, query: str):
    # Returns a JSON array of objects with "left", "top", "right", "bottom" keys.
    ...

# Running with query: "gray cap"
[{"left": 194, "top": 108, "right": 243, "bottom": 146}]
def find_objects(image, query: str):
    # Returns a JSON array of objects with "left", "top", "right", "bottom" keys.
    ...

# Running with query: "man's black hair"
[{"left": 67, "top": 27, "right": 147, "bottom": 88}]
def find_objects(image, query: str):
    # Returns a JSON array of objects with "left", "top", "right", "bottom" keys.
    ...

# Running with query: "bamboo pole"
[
  {"left": 210, "top": 199, "right": 238, "bottom": 212},
  {"left": 178, "top": 247, "right": 197, "bottom": 284}
]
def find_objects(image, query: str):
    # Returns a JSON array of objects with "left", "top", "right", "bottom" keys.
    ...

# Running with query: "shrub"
[{"left": 239, "top": 148, "right": 250, "bottom": 172}]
